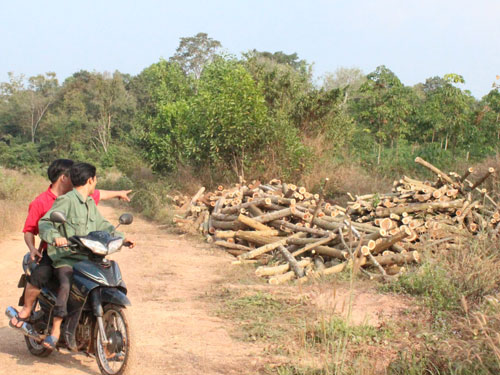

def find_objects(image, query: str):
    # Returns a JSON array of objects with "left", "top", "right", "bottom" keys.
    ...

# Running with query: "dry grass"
[
  {"left": 297, "top": 135, "right": 393, "bottom": 203},
  {"left": 384, "top": 234, "right": 500, "bottom": 374},
  {"left": 0, "top": 168, "right": 47, "bottom": 236}
]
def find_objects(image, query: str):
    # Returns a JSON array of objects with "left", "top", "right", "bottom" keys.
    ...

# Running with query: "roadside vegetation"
[
  {"left": 0, "top": 168, "right": 46, "bottom": 236},
  {"left": 210, "top": 232, "right": 500, "bottom": 375}
]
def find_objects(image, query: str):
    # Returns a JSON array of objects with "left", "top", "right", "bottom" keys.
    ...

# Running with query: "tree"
[
  {"left": 0, "top": 72, "right": 58, "bottom": 143},
  {"left": 40, "top": 71, "right": 135, "bottom": 161},
  {"left": 137, "top": 57, "right": 275, "bottom": 176},
  {"left": 27, "top": 72, "right": 59, "bottom": 143},
  {"left": 86, "top": 71, "right": 135, "bottom": 153},
  {"left": 135, "top": 60, "right": 195, "bottom": 172},
  {"left": 0, "top": 73, "right": 29, "bottom": 140},
  {"left": 192, "top": 58, "right": 271, "bottom": 176},
  {"left": 243, "top": 50, "right": 308, "bottom": 73},
  {"left": 170, "top": 32, "right": 222, "bottom": 79},
  {"left": 243, "top": 50, "right": 313, "bottom": 126},
  {"left": 473, "top": 86, "right": 500, "bottom": 154},
  {"left": 351, "top": 66, "right": 414, "bottom": 164},
  {"left": 418, "top": 74, "right": 474, "bottom": 150},
  {"left": 323, "top": 67, "right": 366, "bottom": 104}
]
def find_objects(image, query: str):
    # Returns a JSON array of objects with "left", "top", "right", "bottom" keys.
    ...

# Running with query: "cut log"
[
  {"left": 182, "top": 187, "right": 206, "bottom": 218},
  {"left": 457, "top": 200, "right": 478, "bottom": 224},
  {"left": 459, "top": 167, "right": 474, "bottom": 183},
  {"left": 371, "top": 251, "right": 420, "bottom": 266},
  {"left": 277, "top": 245, "right": 304, "bottom": 277},
  {"left": 390, "top": 243, "right": 406, "bottom": 253},
  {"left": 291, "top": 234, "right": 337, "bottom": 257},
  {"left": 297, "top": 261, "right": 348, "bottom": 284},
  {"left": 314, "top": 262, "right": 347, "bottom": 277},
  {"left": 313, "top": 245, "right": 348, "bottom": 260},
  {"left": 238, "top": 232, "right": 305, "bottom": 260},
  {"left": 210, "top": 219, "right": 242, "bottom": 231},
  {"left": 371, "top": 231, "right": 409, "bottom": 255},
  {"left": 314, "top": 256, "right": 326, "bottom": 271},
  {"left": 211, "top": 213, "right": 239, "bottom": 221},
  {"left": 270, "top": 220, "right": 331, "bottom": 237},
  {"left": 269, "top": 271, "right": 295, "bottom": 285},
  {"left": 247, "top": 204, "right": 264, "bottom": 217},
  {"left": 256, "top": 259, "right": 311, "bottom": 277},
  {"left": 375, "top": 199, "right": 463, "bottom": 217},
  {"left": 215, "top": 241, "right": 252, "bottom": 252},
  {"left": 380, "top": 218, "right": 396, "bottom": 230},
  {"left": 234, "top": 230, "right": 282, "bottom": 244},
  {"left": 237, "top": 214, "right": 274, "bottom": 231},
  {"left": 220, "top": 198, "right": 266, "bottom": 214},
  {"left": 415, "top": 157, "right": 457, "bottom": 186},
  {"left": 469, "top": 168, "right": 495, "bottom": 191},
  {"left": 253, "top": 207, "right": 293, "bottom": 223}
]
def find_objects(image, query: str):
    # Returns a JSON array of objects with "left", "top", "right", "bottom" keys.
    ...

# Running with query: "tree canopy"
[{"left": 0, "top": 32, "right": 498, "bottom": 183}]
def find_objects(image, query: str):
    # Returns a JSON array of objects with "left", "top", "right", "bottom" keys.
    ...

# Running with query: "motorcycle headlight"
[
  {"left": 81, "top": 238, "right": 108, "bottom": 255},
  {"left": 107, "top": 238, "right": 124, "bottom": 254}
]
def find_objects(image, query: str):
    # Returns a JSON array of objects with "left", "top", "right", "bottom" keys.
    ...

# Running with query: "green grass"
[
  {"left": 304, "top": 315, "right": 390, "bottom": 347},
  {"left": 216, "top": 289, "right": 307, "bottom": 342},
  {"left": 381, "top": 262, "right": 462, "bottom": 313}
]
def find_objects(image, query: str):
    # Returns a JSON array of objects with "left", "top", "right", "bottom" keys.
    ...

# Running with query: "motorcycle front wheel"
[{"left": 94, "top": 304, "right": 132, "bottom": 375}]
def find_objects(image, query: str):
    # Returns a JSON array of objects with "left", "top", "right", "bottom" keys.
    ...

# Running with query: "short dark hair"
[
  {"left": 70, "top": 162, "right": 97, "bottom": 187},
  {"left": 47, "top": 159, "right": 74, "bottom": 183}
]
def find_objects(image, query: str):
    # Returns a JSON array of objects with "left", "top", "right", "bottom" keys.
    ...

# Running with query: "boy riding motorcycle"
[
  {"left": 7, "top": 159, "right": 132, "bottom": 342},
  {"left": 38, "top": 162, "right": 134, "bottom": 349}
]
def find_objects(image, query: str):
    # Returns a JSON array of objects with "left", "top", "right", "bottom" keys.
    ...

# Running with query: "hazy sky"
[{"left": 2, "top": 0, "right": 499, "bottom": 98}]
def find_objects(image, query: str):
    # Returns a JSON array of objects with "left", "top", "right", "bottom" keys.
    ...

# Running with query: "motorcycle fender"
[
  {"left": 101, "top": 287, "right": 131, "bottom": 307},
  {"left": 89, "top": 288, "right": 130, "bottom": 317}
]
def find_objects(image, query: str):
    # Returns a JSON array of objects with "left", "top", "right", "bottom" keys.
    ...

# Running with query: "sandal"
[
  {"left": 5, "top": 306, "right": 19, "bottom": 323},
  {"left": 6, "top": 307, "right": 40, "bottom": 339},
  {"left": 42, "top": 335, "right": 58, "bottom": 350},
  {"left": 7, "top": 307, "right": 28, "bottom": 329}
]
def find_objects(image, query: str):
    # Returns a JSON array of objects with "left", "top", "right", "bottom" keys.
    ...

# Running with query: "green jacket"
[{"left": 39, "top": 189, "right": 123, "bottom": 268}]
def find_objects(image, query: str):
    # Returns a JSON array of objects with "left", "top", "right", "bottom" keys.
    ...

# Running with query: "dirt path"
[{"left": 0, "top": 205, "right": 262, "bottom": 375}]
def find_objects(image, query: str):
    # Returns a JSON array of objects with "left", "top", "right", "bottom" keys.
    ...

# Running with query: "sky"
[{"left": 1, "top": 0, "right": 499, "bottom": 98}]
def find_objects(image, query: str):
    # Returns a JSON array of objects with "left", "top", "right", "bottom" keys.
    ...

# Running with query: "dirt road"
[{"left": 0, "top": 205, "right": 262, "bottom": 375}]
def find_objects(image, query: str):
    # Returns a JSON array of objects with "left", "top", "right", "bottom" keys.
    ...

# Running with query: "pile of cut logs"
[{"left": 171, "top": 157, "right": 498, "bottom": 284}]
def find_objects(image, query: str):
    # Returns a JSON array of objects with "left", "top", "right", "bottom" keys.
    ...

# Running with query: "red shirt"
[{"left": 23, "top": 186, "right": 100, "bottom": 243}]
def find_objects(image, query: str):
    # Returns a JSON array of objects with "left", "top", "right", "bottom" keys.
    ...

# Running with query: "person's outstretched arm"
[{"left": 99, "top": 190, "right": 132, "bottom": 202}]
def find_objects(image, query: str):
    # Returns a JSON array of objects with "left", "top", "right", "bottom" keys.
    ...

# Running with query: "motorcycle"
[{"left": 7, "top": 211, "right": 134, "bottom": 375}]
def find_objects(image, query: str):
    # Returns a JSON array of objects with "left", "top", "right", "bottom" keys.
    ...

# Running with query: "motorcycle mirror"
[
  {"left": 119, "top": 213, "right": 133, "bottom": 225},
  {"left": 50, "top": 211, "right": 67, "bottom": 224}
]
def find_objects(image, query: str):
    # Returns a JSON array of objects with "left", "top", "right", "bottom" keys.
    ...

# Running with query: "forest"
[{"left": 1, "top": 33, "right": 499, "bottom": 194}]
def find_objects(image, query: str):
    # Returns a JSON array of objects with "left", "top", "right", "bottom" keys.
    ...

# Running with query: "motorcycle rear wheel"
[
  {"left": 94, "top": 304, "right": 132, "bottom": 375},
  {"left": 24, "top": 335, "right": 52, "bottom": 357}
]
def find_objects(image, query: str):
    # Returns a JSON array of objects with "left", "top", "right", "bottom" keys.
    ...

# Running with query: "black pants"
[
  {"left": 53, "top": 267, "right": 73, "bottom": 318},
  {"left": 28, "top": 251, "right": 53, "bottom": 289}
]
